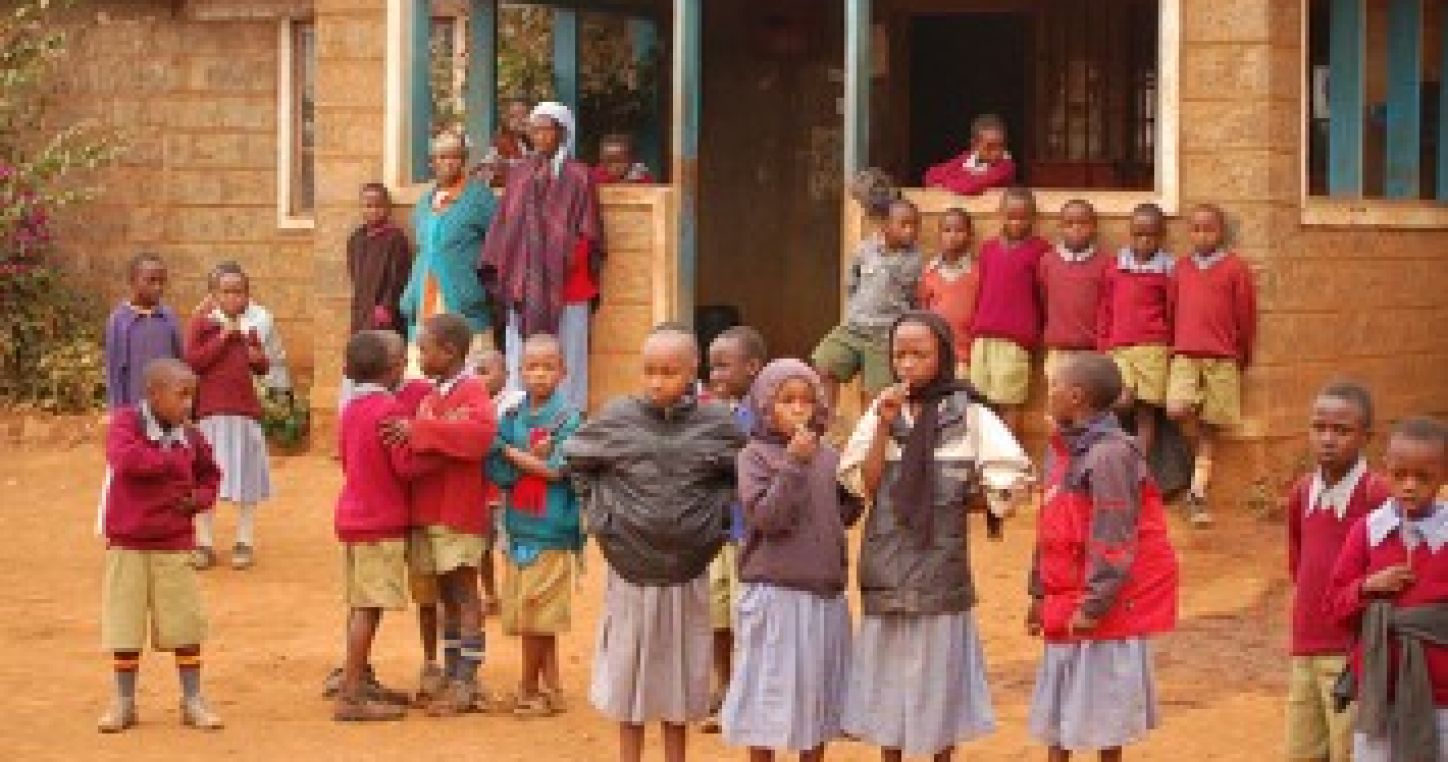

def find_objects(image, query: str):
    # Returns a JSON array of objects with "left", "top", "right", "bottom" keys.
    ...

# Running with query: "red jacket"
[
  {"left": 409, "top": 374, "right": 497, "bottom": 536},
  {"left": 335, "top": 390, "right": 437, "bottom": 543},
  {"left": 1098, "top": 257, "right": 1175, "bottom": 349},
  {"left": 185, "top": 316, "right": 267, "bottom": 420},
  {"left": 1037, "top": 248, "right": 1110, "bottom": 350},
  {"left": 1034, "top": 422, "right": 1179, "bottom": 642},
  {"left": 104, "top": 406, "right": 221, "bottom": 551},
  {"left": 922, "top": 151, "right": 1016, "bottom": 196},
  {"left": 1172, "top": 252, "right": 1257, "bottom": 365}
]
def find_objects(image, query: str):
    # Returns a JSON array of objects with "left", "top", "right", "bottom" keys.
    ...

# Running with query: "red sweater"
[
  {"left": 1172, "top": 252, "right": 1257, "bottom": 365},
  {"left": 104, "top": 407, "right": 221, "bottom": 551},
  {"left": 410, "top": 375, "right": 497, "bottom": 536},
  {"left": 1287, "top": 469, "right": 1393, "bottom": 655},
  {"left": 185, "top": 316, "right": 267, "bottom": 420},
  {"left": 922, "top": 151, "right": 1016, "bottom": 196},
  {"left": 1037, "top": 248, "right": 1110, "bottom": 350},
  {"left": 335, "top": 390, "right": 438, "bottom": 543},
  {"left": 969, "top": 235, "right": 1050, "bottom": 348},
  {"left": 917, "top": 259, "right": 979, "bottom": 362},
  {"left": 1329, "top": 505, "right": 1448, "bottom": 706},
  {"left": 1098, "top": 256, "right": 1176, "bottom": 349}
]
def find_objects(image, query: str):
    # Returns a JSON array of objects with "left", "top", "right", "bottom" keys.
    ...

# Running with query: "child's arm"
[
  {"left": 1286, "top": 481, "right": 1304, "bottom": 581},
  {"left": 408, "top": 389, "right": 497, "bottom": 460},
  {"left": 183, "top": 316, "right": 232, "bottom": 372},
  {"left": 245, "top": 330, "right": 271, "bottom": 376},
  {"left": 1325, "top": 521, "right": 1374, "bottom": 625},
  {"left": 839, "top": 390, "right": 903, "bottom": 502},
  {"left": 499, "top": 412, "right": 580, "bottom": 482},
  {"left": 971, "top": 404, "right": 1033, "bottom": 507},
  {"left": 1235, "top": 261, "right": 1258, "bottom": 366},
  {"left": 1079, "top": 440, "right": 1144, "bottom": 621},
  {"left": 103, "top": 310, "right": 125, "bottom": 409},
  {"left": 738, "top": 447, "right": 807, "bottom": 536},
  {"left": 186, "top": 431, "right": 222, "bottom": 513},
  {"left": 485, "top": 427, "right": 521, "bottom": 489},
  {"left": 106, "top": 413, "right": 188, "bottom": 480},
  {"left": 381, "top": 235, "right": 414, "bottom": 329}
]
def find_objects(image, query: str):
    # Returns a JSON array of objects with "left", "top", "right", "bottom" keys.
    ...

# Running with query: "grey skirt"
[
  {"left": 589, "top": 568, "right": 712, "bottom": 724},
  {"left": 198, "top": 415, "right": 271, "bottom": 504},
  {"left": 721, "top": 583, "right": 851, "bottom": 752},
  {"left": 1028, "top": 637, "right": 1159, "bottom": 750},
  {"left": 842, "top": 610, "right": 996, "bottom": 756}
]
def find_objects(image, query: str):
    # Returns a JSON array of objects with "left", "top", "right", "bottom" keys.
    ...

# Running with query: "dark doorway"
[{"left": 907, "top": 13, "right": 1030, "bottom": 184}]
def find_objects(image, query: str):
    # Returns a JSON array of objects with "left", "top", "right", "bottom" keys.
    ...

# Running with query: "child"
[
  {"left": 839, "top": 311, "right": 1031, "bottom": 761},
  {"left": 1098, "top": 203, "right": 1175, "bottom": 457},
  {"left": 969, "top": 187, "right": 1051, "bottom": 435},
  {"left": 812, "top": 197, "right": 923, "bottom": 413},
  {"left": 1026, "top": 353, "right": 1179, "bottom": 762},
  {"left": 702, "top": 324, "right": 769, "bottom": 732},
  {"left": 185, "top": 264, "right": 273, "bottom": 571},
  {"left": 1165, "top": 204, "right": 1258, "bottom": 527},
  {"left": 104, "top": 252, "right": 182, "bottom": 410},
  {"left": 1327, "top": 416, "right": 1448, "bottom": 762},
  {"left": 1285, "top": 381, "right": 1391, "bottom": 762},
  {"left": 476, "top": 346, "right": 517, "bottom": 617},
  {"left": 923, "top": 113, "right": 1016, "bottom": 196},
  {"left": 381, "top": 312, "right": 498, "bottom": 716},
  {"left": 721, "top": 359, "right": 863, "bottom": 761},
  {"left": 487, "top": 334, "right": 584, "bottom": 717},
  {"left": 1039, "top": 200, "right": 1109, "bottom": 381},
  {"left": 563, "top": 324, "right": 747, "bottom": 762},
  {"left": 98, "top": 358, "right": 223, "bottom": 733},
  {"left": 341, "top": 183, "right": 412, "bottom": 408},
  {"left": 917, "top": 208, "right": 979, "bottom": 380},
  {"left": 592, "top": 133, "right": 654, "bottom": 184}
]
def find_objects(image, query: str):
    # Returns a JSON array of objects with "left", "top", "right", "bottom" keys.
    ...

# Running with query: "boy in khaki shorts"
[
  {"left": 1165, "top": 205, "right": 1257, "bottom": 527},
  {"left": 98, "top": 359, "right": 223, "bottom": 733},
  {"left": 487, "top": 334, "right": 584, "bottom": 716}
]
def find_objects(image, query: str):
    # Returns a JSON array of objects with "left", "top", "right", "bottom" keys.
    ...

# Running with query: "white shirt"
[
  {"left": 1306, "top": 458, "right": 1368, "bottom": 520},
  {"left": 211, "top": 303, "right": 291, "bottom": 391},
  {"left": 1366, "top": 501, "right": 1448, "bottom": 554}
]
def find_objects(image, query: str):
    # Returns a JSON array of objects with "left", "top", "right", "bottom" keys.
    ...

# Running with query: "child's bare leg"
[
  {"left": 880, "top": 749, "right": 903, "bottom": 762},
  {"left": 799, "top": 746, "right": 824, "bottom": 762},
  {"left": 662, "top": 721, "right": 687, "bottom": 762},
  {"left": 1047, "top": 747, "right": 1071, "bottom": 762},
  {"left": 418, "top": 602, "right": 439, "bottom": 663},
  {"left": 1134, "top": 402, "right": 1158, "bottom": 456},
  {"left": 542, "top": 635, "right": 561, "bottom": 695},
  {"left": 479, "top": 548, "right": 499, "bottom": 615},
  {"left": 1099, "top": 748, "right": 1122, "bottom": 762},
  {"left": 520, "top": 634, "right": 545, "bottom": 697},
  {"left": 932, "top": 748, "right": 954, "bottom": 762},
  {"left": 748, "top": 748, "right": 775, "bottom": 762},
  {"left": 712, "top": 629, "right": 732, "bottom": 697},
  {"left": 619, "top": 722, "right": 645, "bottom": 762},
  {"left": 342, "top": 608, "right": 382, "bottom": 696}
]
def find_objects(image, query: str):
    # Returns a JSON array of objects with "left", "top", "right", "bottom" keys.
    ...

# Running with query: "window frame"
[{"left": 277, "top": 15, "right": 317, "bottom": 230}]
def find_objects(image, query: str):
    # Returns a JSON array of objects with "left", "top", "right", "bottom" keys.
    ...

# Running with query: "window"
[{"left": 278, "top": 17, "right": 316, "bottom": 226}]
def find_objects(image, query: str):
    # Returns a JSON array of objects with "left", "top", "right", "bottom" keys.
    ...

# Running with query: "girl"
[
  {"left": 722, "top": 359, "right": 863, "bottom": 761},
  {"left": 839, "top": 311, "right": 1031, "bottom": 762},
  {"left": 185, "top": 263, "right": 274, "bottom": 571}
]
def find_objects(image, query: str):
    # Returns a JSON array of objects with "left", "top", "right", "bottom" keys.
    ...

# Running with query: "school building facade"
[{"left": 47, "top": 0, "right": 1448, "bottom": 500}]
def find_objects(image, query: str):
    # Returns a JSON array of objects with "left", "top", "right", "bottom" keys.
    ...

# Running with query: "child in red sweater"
[
  {"left": 381, "top": 313, "right": 498, "bottom": 717},
  {"left": 592, "top": 133, "right": 654, "bottom": 184},
  {"left": 98, "top": 359, "right": 223, "bottom": 734},
  {"left": 918, "top": 207, "right": 980, "bottom": 379},
  {"left": 1165, "top": 204, "right": 1257, "bottom": 527},
  {"left": 1039, "top": 199, "right": 1109, "bottom": 382},
  {"left": 1328, "top": 417, "right": 1448, "bottom": 762},
  {"left": 1285, "top": 381, "right": 1391, "bottom": 762},
  {"left": 923, "top": 113, "right": 1017, "bottom": 196}
]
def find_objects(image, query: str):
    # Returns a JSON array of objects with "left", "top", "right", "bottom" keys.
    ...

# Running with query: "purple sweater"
[
  {"left": 969, "top": 235, "right": 1050, "bottom": 348},
  {"left": 104, "top": 303, "right": 183, "bottom": 409}
]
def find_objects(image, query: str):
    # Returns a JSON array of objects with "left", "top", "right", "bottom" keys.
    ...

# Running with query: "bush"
[{"left": 0, "top": 261, "right": 105, "bottom": 411}]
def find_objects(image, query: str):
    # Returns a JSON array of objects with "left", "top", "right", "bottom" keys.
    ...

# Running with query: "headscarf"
[
  {"left": 530, "top": 101, "right": 575, "bottom": 175},
  {"left": 744, "top": 359, "right": 830, "bottom": 444},
  {"left": 887, "top": 310, "right": 985, "bottom": 545}
]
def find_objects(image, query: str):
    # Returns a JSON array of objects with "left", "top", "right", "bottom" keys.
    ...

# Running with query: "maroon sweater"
[
  {"left": 1037, "top": 247, "right": 1110, "bottom": 350},
  {"left": 335, "top": 389, "right": 437, "bottom": 543},
  {"left": 1099, "top": 255, "right": 1175, "bottom": 349},
  {"left": 1172, "top": 252, "right": 1257, "bottom": 365},
  {"left": 969, "top": 235, "right": 1050, "bottom": 348},
  {"left": 104, "top": 406, "right": 221, "bottom": 551},
  {"left": 186, "top": 316, "right": 268, "bottom": 420}
]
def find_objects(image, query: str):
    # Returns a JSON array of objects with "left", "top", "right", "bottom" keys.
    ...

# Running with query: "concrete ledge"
[{"left": 1301, "top": 198, "right": 1448, "bottom": 229}]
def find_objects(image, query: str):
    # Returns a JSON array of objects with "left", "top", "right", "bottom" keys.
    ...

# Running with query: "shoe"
[
  {"left": 97, "top": 699, "right": 137, "bottom": 733},
  {"left": 426, "top": 679, "right": 481, "bottom": 717},
  {"left": 699, "top": 691, "right": 723, "bottom": 733},
  {"left": 190, "top": 547, "right": 215, "bottom": 571},
  {"left": 540, "top": 688, "right": 568, "bottom": 714},
  {"left": 322, "top": 667, "right": 344, "bottom": 698},
  {"left": 179, "top": 695, "right": 224, "bottom": 730},
  {"left": 511, "top": 693, "right": 556, "bottom": 719},
  {"left": 334, "top": 693, "right": 406, "bottom": 722},
  {"left": 1185, "top": 493, "right": 1214, "bottom": 528},
  {"left": 414, "top": 662, "right": 447, "bottom": 707},
  {"left": 231, "top": 544, "right": 254, "bottom": 570}
]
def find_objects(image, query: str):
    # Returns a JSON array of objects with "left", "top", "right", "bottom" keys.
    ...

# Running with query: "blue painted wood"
[
  {"left": 1328, "top": 0, "right": 1364, "bottom": 196},
  {"left": 844, "top": 0, "right": 871, "bottom": 175},
  {"left": 673, "top": 0, "right": 701, "bottom": 323},
  {"left": 553, "top": 7, "right": 579, "bottom": 117},
  {"left": 1440, "top": 1, "right": 1448, "bottom": 201},
  {"left": 1385, "top": 0, "right": 1422, "bottom": 198},
  {"left": 466, "top": 0, "right": 498, "bottom": 160},
  {"left": 629, "top": 17, "right": 662, "bottom": 177},
  {"left": 411, "top": 0, "right": 434, "bottom": 182}
]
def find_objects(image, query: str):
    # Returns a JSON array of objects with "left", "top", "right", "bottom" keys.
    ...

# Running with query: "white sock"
[
  {"left": 194, "top": 511, "right": 214, "bottom": 549},
  {"left": 235, "top": 503, "right": 256, "bottom": 547}
]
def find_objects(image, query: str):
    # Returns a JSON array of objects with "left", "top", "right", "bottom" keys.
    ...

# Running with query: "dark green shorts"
[{"left": 811, "top": 324, "right": 894, "bottom": 393}]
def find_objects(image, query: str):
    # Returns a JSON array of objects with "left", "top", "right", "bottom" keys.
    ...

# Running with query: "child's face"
[
  {"left": 214, "top": 273, "right": 249, "bottom": 318},
  {"left": 477, "top": 356, "right": 507, "bottom": 397},
  {"left": 707, "top": 337, "right": 757, "bottom": 401},
  {"left": 770, "top": 377, "right": 817, "bottom": 437},
  {"left": 1045, "top": 371, "right": 1087, "bottom": 427},
  {"left": 882, "top": 204, "right": 921, "bottom": 251},
  {"left": 1384, "top": 434, "right": 1446, "bottom": 513},
  {"left": 505, "top": 101, "right": 532, "bottom": 135},
  {"left": 382, "top": 335, "right": 407, "bottom": 390},
  {"left": 641, "top": 335, "right": 696, "bottom": 408},
  {"left": 891, "top": 322, "right": 940, "bottom": 390},
  {"left": 361, "top": 188, "right": 391, "bottom": 227},
  {"left": 972, "top": 127, "right": 1007, "bottom": 165},
  {"left": 939, "top": 214, "right": 972, "bottom": 257},
  {"left": 1189, "top": 208, "right": 1225, "bottom": 254},
  {"left": 148, "top": 375, "right": 197, "bottom": 428},
  {"left": 417, "top": 329, "right": 463, "bottom": 381},
  {"left": 1002, "top": 198, "right": 1035, "bottom": 242},
  {"left": 1059, "top": 204, "right": 1097, "bottom": 252},
  {"left": 521, "top": 345, "right": 565, "bottom": 401},
  {"left": 1308, "top": 396, "right": 1369, "bottom": 475},
  {"left": 1128, "top": 213, "right": 1164, "bottom": 259},
  {"left": 600, "top": 142, "right": 632, "bottom": 180},
  {"left": 131, "top": 261, "right": 167, "bottom": 308}
]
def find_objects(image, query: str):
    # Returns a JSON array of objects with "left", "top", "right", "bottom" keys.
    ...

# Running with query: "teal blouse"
[
  {"left": 400, "top": 179, "right": 497, "bottom": 338},
  {"left": 486, "top": 392, "right": 584, "bottom": 557}
]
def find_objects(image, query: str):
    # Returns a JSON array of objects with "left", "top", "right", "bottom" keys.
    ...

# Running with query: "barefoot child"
[
  {"left": 1098, "top": 204, "right": 1174, "bottom": 457},
  {"left": 1039, "top": 200, "right": 1109, "bottom": 381},
  {"left": 1027, "top": 353, "right": 1180, "bottom": 762},
  {"left": 1328, "top": 417, "right": 1448, "bottom": 762},
  {"left": 839, "top": 311, "right": 1031, "bottom": 761},
  {"left": 721, "top": 359, "right": 863, "bottom": 760},
  {"left": 923, "top": 113, "right": 1017, "bottom": 196},
  {"left": 917, "top": 208, "right": 979, "bottom": 379},
  {"left": 342, "top": 183, "right": 412, "bottom": 407},
  {"left": 487, "top": 334, "right": 583, "bottom": 717},
  {"left": 382, "top": 313, "right": 498, "bottom": 716},
  {"left": 564, "top": 324, "right": 747, "bottom": 762},
  {"left": 1285, "top": 381, "right": 1391, "bottom": 761},
  {"left": 98, "top": 359, "right": 223, "bottom": 733},
  {"left": 105, "top": 253, "right": 182, "bottom": 410}
]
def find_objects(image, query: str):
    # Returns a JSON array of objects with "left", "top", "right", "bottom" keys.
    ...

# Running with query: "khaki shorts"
[
  {"left": 708, "top": 543, "right": 739, "bottom": 631},
  {"left": 1043, "top": 348, "right": 1092, "bottom": 383},
  {"left": 1166, "top": 355, "right": 1242, "bottom": 426},
  {"left": 1111, "top": 344, "right": 1172, "bottom": 405},
  {"left": 812, "top": 325, "right": 893, "bottom": 394},
  {"left": 501, "top": 550, "right": 574, "bottom": 635},
  {"left": 1286, "top": 654, "right": 1353, "bottom": 762},
  {"left": 101, "top": 549, "right": 207, "bottom": 652},
  {"left": 969, "top": 337, "right": 1032, "bottom": 405},
  {"left": 407, "top": 526, "right": 487, "bottom": 603},
  {"left": 342, "top": 540, "right": 407, "bottom": 611}
]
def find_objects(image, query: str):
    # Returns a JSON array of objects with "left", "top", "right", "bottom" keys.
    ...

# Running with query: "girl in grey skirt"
[
  {"left": 838, "top": 312, "right": 1031, "bottom": 761},
  {"left": 721, "top": 359, "right": 863, "bottom": 760}
]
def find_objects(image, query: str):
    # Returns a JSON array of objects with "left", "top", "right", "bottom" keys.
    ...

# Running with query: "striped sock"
[
  {"left": 113, "top": 653, "right": 140, "bottom": 701},
  {"left": 175, "top": 652, "right": 202, "bottom": 699},
  {"left": 458, "top": 634, "right": 484, "bottom": 681},
  {"left": 442, "top": 629, "right": 461, "bottom": 677}
]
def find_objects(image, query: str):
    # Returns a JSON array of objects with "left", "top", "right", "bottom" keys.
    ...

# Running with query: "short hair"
[
  {"left": 646, "top": 321, "right": 700, "bottom": 358},
  {"left": 422, "top": 313, "right": 473, "bottom": 357},
  {"left": 1131, "top": 202, "right": 1166, "bottom": 229},
  {"left": 360, "top": 182, "right": 392, "bottom": 201},
  {"left": 1316, "top": 380, "right": 1374, "bottom": 429},
  {"left": 1061, "top": 353, "right": 1123, "bottom": 411},
  {"left": 1000, "top": 185, "right": 1037, "bottom": 213},
  {"left": 599, "top": 133, "right": 633, "bottom": 152},
  {"left": 849, "top": 167, "right": 901, "bottom": 220},
  {"left": 941, "top": 207, "right": 972, "bottom": 227},
  {"left": 1061, "top": 198, "right": 1096, "bottom": 219},
  {"left": 143, "top": 357, "right": 195, "bottom": 390},
  {"left": 208, "top": 260, "right": 248, "bottom": 290},
  {"left": 970, "top": 113, "right": 1007, "bottom": 139},
  {"left": 1390, "top": 416, "right": 1448, "bottom": 452},
  {"left": 888, "top": 198, "right": 919, "bottom": 219},
  {"left": 713, "top": 325, "right": 768, "bottom": 362},
  {"left": 474, "top": 346, "right": 505, "bottom": 369},
  {"left": 430, "top": 130, "right": 468, "bottom": 157},
  {"left": 501, "top": 95, "right": 532, "bottom": 110},
  {"left": 344, "top": 330, "right": 394, "bottom": 384},
  {"left": 127, "top": 251, "right": 165, "bottom": 279},
  {"left": 523, "top": 333, "right": 563, "bottom": 356},
  {"left": 1190, "top": 203, "right": 1227, "bottom": 228}
]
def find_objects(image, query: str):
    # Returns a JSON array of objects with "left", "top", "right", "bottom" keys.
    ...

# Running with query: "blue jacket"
[
  {"left": 486, "top": 391, "right": 583, "bottom": 556},
  {"left": 401, "top": 179, "right": 497, "bottom": 337}
]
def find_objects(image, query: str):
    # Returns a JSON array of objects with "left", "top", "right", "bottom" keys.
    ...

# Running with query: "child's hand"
[
  {"left": 530, "top": 437, "right": 553, "bottom": 458},
  {"left": 193, "top": 295, "right": 217, "bottom": 317},
  {"left": 1362, "top": 564, "right": 1415, "bottom": 596},
  {"left": 875, "top": 384, "right": 907, "bottom": 425},
  {"left": 1025, "top": 599, "right": 1043, "bottom": 637},
  {"left": 1067, "top": 608, "right": 1098, "bottom": 635},
  {"left": 786, "top": 426, "right": 819, "bottom": 463},
  {"left": 379, "top": 417, "right": 412, "bottom": 446}
]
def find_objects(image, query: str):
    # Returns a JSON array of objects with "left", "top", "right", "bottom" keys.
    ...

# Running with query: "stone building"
[{"left": 44, "top": 0, "right": 1448, "bottom": 501}]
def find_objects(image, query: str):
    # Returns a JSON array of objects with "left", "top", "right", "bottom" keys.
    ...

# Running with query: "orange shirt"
[{"left": 917, "top": 256, "right": 980, "bottom": 362}]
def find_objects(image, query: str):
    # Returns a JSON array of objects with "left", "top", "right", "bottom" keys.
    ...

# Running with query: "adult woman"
[{"left": 479, "top": 102, "right": 604, "bottom": 412}]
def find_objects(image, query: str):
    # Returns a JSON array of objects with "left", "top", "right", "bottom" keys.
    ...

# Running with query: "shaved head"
[
  {"left": 1059, "top": 353, "right": 1124, "bottom": 411},
  {"left": 523, "top": 333, "right": 564, "bottom": 357},
  {"left": 644, "top": 324, "right": 699, "bottom": 364},
  {"left": 144, "top": 357, "right": 196, "bottom": 391}
]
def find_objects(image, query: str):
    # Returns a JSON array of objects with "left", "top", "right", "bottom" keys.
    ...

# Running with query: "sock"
[
  {"left": 113, "top": 653, "right": 139, "bottom": 701},
  {"left": 176, "top": 652, "right": 202, "bottom": 699},
  {"left": 1190, "top": 456, "right": 1213, "bottom": 499},
  {"left": 442, "top": 628, "right": 461, "bottom": 678},
  {"left": 194, "top": 511, "right": 214, "bottom": 549},
  {"left": 235, "top": 503, "right": 256, "bottom": 547},
  {"left": 458, "top": 634, "right": 484, "bottom": 681}
]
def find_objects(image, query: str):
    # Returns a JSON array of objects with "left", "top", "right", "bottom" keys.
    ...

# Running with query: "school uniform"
[
  {"left": 340, "top": 223, "right": 412, "bottom": 407},
  {"left": 812, "top": 236, "right": 923, "bottom": 394},
  {"left": 406, "top": 371, "right": 497, "bottom": 578},
  {"left": 1166, "top": 250, "right": 1256, "bottom": 426},
  {"left": 1099, "top": 250, "right": 1175, "bottom": 405},
  {"left": 1037, "top": 244, "right": 1110, "bottom": 379},
  {"left": 968, "top": 235, "right": 1050, "bottom": 405},
  {"left": 922, "top": 151, "right": 1017, "bottom": 196},
  {"left": 104, "top": 302, "right": 183, "bottom": 409},
  {"left": 917, "top": 255, "right": 980, "bottom": 376},
  {"left": 185, "top": 314, "right": 272, "bottom": 504}
]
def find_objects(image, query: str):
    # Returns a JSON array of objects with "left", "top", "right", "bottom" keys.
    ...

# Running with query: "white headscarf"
[{"left": 529, "top": 101, "right": 575, "bottom": 176}]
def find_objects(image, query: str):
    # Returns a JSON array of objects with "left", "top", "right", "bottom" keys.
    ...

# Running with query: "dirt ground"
[{"left": 1, "top": 446, "right": 1293, "bottom": 761}]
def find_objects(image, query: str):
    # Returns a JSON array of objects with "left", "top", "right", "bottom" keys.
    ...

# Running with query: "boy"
[
  {"left": 104, "top": 253, "right": 182, "bottom": 410},
  {"left": 98, "top": 358, "right": 224, "bottom": 733},
  {"left": 701, "top": 324, "right": 768, "bottom": 733},
  {"left": 1327, "top": 417, "right": 1448, "bottom": 762},
  {"left": 348, "top": 183, "right": 412, "bottom": 337},
  {"left": 476, "top": 346, "right": 518, "bottom": 617},
  {"left": 1038, "top": 199, "right": 1109, "bottom": 381},
  {"left": 1166, "top": 204, "right": 1258, "bottom": 527},
  {"left": 592, "top": 133, "right": 654, "bottom": 184},
  {"left": 812, "top": 198, "right": 923, "bottom": 413},
  {"left": 970, "top": 187, "right": 1051, "bottom": 435},
  {"left": 917, "top": 207, "right": 979, "bottom": 379},
  {"left": 1099, "top": 204, "right": 1175, "bottom": 457},
  {"left": 1285, "top": 382, "right": 1391, "bottom": 762},
  {"left": 487, "top": 334, "right": 584, "bottom": 717},
  {"left": 923, "top": 113, "right": 1017, "bottom": 196},
  {"left": 1028, "top": 353, "right": 1179, "bottom": 762},
  {"left": 381, "top": 313, "right": 498, "bottom": 716}
]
